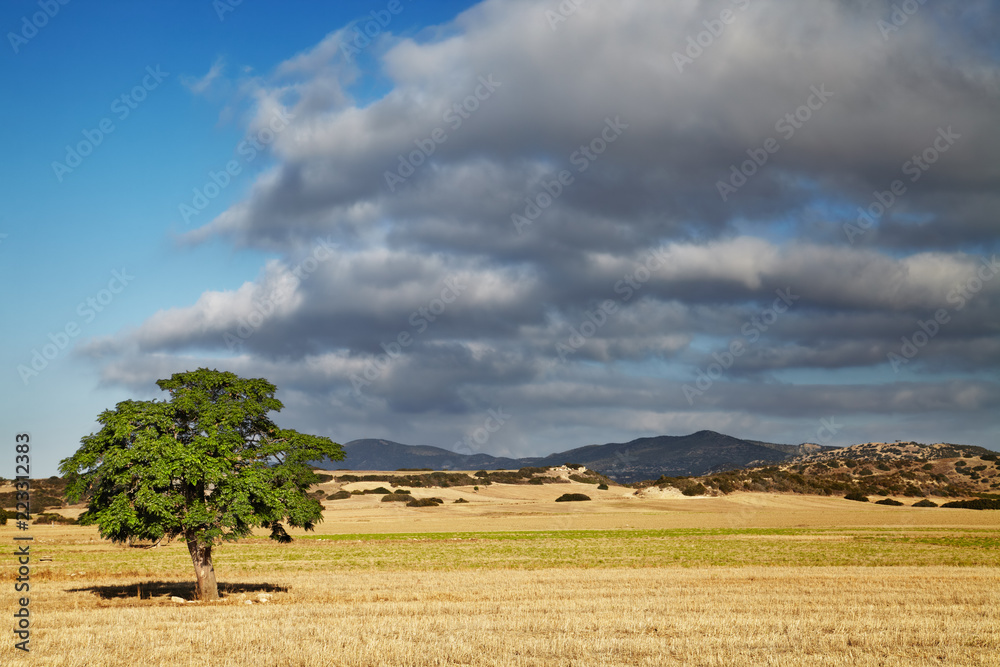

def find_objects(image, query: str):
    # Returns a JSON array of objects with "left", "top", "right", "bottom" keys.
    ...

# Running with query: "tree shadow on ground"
[{"left": 67, "top": 581, "right": 288, "bottom": 600}]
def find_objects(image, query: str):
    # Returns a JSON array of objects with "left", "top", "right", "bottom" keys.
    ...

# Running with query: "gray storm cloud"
[{"left": 85, "top": 0, "right": 1000, "bottom": 453}]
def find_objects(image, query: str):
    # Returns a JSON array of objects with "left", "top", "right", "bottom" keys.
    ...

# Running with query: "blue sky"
[
  {"left": 2, "top": 0, "right": 999, "bottom": 476},
  {"left": 1, "top": 0, "right": 478, "bottom": 475}
]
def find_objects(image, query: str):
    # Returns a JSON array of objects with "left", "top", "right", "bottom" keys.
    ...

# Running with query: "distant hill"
[
  {"left": 314, "top": 431, "right": 836, "bottom": 483},
  {"left": 638, "top": 440, "right": 1000, "bottom": 499}
]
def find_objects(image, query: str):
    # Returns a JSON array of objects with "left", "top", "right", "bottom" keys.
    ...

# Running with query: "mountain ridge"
[{"left": 314, "top": 430, "right": 837, "bottom": 483}]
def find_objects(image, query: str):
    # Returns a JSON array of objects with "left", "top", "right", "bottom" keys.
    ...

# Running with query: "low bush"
[
  {"left": 941, "top": 498, "right": 1000, "bottom": 510},
  {"left": 363, "top": 487, "right": 392, "bottom": 495},
  {"left": 597, "top": 483, "right": 609, "bottom": 490},
  {"left": 315, "top": 473, "right": 334, "bottom": 483},
  {"left": 874, "top": 498, "right": 903, "bottom": 506},
  {"left": 681, "top": 483, "right": 708, "bottom": 497},
  {"left": 453, "top": 498, "right": 469, "bottom": 504},
  {"left": 844, "top": 492, "right": 868, "bottom": 502},
  {"left": 328, "top": 490, "right": 351, "bottom": 500},
  {"left": 0, "top": 509, "right": 7, "bottom": 526},
  {"left": 555, "top": 493, "right": 591, "bottom": 502},
  {"left": 406, "top": 497, "right": 444, "bottom": 507},
  {"left": 380, "top": 494, "right": 411, "bottom": 502},
  {"left": 33, "top": 513, "right": 76, "bottom": 525},
  {"left": 912, "top": 499, "right": 938, "bottom": 507}
]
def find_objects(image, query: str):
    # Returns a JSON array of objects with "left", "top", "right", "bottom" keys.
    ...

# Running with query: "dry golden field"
[{"left": 3, "top": 481, "right": 999, "bottom": 666}]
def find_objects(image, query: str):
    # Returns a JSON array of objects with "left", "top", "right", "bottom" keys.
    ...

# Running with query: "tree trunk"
[{"left": 186, "top": 536, "right": 219, "bottom": 601}]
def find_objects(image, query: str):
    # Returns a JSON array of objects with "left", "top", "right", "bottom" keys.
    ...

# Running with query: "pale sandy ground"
[
  {"left": 18, "top": 472, "right": 998, "bottom": 535},
  {"left": 301, "top": 473, "right": 999, "bottom": 535}
]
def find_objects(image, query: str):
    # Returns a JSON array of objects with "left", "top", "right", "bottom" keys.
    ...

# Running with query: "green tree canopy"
[{"left": 59, "top": 368, "right": 344, "bottom": 600}]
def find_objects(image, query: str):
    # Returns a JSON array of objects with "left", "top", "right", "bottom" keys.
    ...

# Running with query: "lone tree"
[{"left": 59, "top": 368, "right": 344, "bottom": 601}]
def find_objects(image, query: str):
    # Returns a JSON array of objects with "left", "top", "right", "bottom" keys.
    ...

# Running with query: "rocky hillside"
[{"left": 639, "top": 441, "right": 1000, "bottom": 499}]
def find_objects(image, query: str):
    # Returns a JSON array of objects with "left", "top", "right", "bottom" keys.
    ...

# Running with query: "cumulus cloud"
[{"left": 83, "top": 0, "right": 1000, "bottom": 453}]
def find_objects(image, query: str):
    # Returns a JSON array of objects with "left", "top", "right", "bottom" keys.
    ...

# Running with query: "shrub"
[
  {"left": 380, "top": 494, "right": 411, "bottom": 502},
  {"left": 912, "top": 499, "right": 938, "bottom": 507},
  {"left": 876, "top": 462, "right": 891, "bottom": 471},
  {"left": 33, "top": 513, "right": 76, "bottom": 525},
  {"left": 955, "top": 460, "right": 966, "bottom": 467},
  {"left": 921, "top": 463, "right": 934, "bottom": 471},
  {"left": 363, "top": 487, "right": 392, "bottom": 495},
  {"left": 406, "top": 497, "right": 444, "bottom": 507},
  {"left": 473, "top": 486, "right": 479, "bottom": 491},
  {"left": 315, "top": 473, "right": 334, "bottom": 483},
  {"left": 453, "top": 498, "right": 469, "bottom": 504},
  {"left": 0, "top": 509, "right": 7, "bottom": 526},
  {"left": 527, "top": 477, "right": 544, "bottom": 485},
  {"left": 843, "top": 459, "right": 858, "bottom": 469},
  {"left": 844, "top": 492, "right": 868, "bottom": 502},
  {"left": 328, "top": 490, "right": 351, "bottom": 500},
  {"left": 597, "top": 483, "right": 609, "bottom": 490},
  {"left": 474, "top": 470, "right": 489, "bottom": 478},
  {"left": 555, "top": 493, "right": 591, "bottom": 502},
  {"left": 874, "top": 498, "right": 903, "bottom": 506},
  {"left": 981, "top": 454, "right": 998, "bottom": 462},
  {"left": 859, "top": 468, "right": 873, "bottom": 476},
  {"left": 681, "top": 483, "right": 708, "bottom": 497},
  {"left": 941, "top": 498, "right": 1000, "bottom": 510},
  {"left": 564, "top": 463, "right": 584, "bottom": 469},
  {"left": 903, "top": 485, "right": 924, "bottom": 497}
]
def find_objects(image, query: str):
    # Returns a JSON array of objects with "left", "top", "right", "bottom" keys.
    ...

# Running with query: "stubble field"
[{"left": 3, "top": 479, "right": 999, "bottom": 666}]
